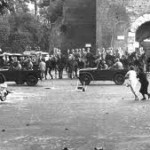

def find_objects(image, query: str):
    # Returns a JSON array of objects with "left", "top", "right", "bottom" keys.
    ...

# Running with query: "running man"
[{"left": 125, "top": 66, "right": 139, "bottom": 101}]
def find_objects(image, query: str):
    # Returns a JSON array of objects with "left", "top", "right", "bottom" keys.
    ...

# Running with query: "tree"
[
  {"left": 39, "top": 0, "right": 64, "bottom": 23},
  {"left": 0, "top": 0, "right": 10, "bottom": 14},
  {"left": 38, "top": 0, "right": 65, "bottom": 52},
  {"left": 7, "top": 12, "right": 44, "bottom": 52},
  {"left": 0, "top": 0, "right": 65, "bottom": 53},
  {"left": 0, "top": 17, "right": 10, "bottom": 48},
  {"left": 30, "top": 0, "right": 38, "bottom": 16}
]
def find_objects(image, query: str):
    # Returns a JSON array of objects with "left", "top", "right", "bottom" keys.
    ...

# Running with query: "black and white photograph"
[{"left": 0, "top": 0, "right": 150, "bottom": 150}]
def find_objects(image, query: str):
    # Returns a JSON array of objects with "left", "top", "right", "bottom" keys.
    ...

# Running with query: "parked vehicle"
[
  {"left": 79, "top": 67, "right": 128, "bottom": 85},
  {"left": 0, "top": 69, "right": 41, "bottom": 86},
  {"left": 0, "top": 53, "right": 39, "bottom": 70}
]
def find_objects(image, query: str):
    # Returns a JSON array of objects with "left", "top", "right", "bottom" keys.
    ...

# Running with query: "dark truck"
[
  {"left": 79, "top": 67, "right": 128, "bottom": 85},
  {"left": 0, "top": 69, "right": 41, "bottom": 86}
]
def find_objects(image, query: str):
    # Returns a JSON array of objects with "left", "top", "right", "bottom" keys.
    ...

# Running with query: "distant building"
[
  {"left": 61, "top": 0, "right": 150, "bottom": 55},
  {"left": 96, "top": 0, "right": 150, "bottom": 55},
  {"left": 61, "top": 0, "right": 96, "bottom": 53}
]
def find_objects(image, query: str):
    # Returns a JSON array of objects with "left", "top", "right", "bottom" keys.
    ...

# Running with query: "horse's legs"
[
  {"left": 41, "top": 71, "right": 45, "bottom": 79},
  {"left": 58, "top": 68, "right": 63, "bottom": 79},
  {"left": 55, "top": 68, "right": 57, "bottom": 79},
  {"left": 69, "top": 69, "right": 72, "bottom": 79},
  {"left": 45, "top": 67, "right": 48, "bottom": 79},
  {"left": 74, "top": 66, "right": 78, "bottom": 78}
]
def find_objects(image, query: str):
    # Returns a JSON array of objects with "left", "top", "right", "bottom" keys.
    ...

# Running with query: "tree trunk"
[{"left": 34, "top": 0, "right": 37, "bottom": 16}]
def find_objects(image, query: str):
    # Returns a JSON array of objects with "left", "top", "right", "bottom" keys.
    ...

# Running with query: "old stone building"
[
  {"left": 58, "top": 0, "right": 150, "bottom": 56},
  {"left": 96, "top": 0, "right": 150, "bottom": 55}
]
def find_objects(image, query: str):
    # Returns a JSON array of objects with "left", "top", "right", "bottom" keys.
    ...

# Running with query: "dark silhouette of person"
[{"left": 137, "top": 67, "right": 150, "bottom": 100}]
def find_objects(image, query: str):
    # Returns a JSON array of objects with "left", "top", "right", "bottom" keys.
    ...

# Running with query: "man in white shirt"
[
  {"left": 112, "top": 58, "right": 124, "bottom": 70},
  {"left": 15, "top": 61, "right": 22, "bottom": 70},
  {"left": 27, "top": 58, "right": 33, "bottom": 70},
  {"left": 125, "top": 66, "right": 139, "bottom": 100},
  {"left": 0, "top": 74, "right": 11, "bottom": 101},
  {"left": 39, "top": 59, "right": 46, "bottom": 79}
]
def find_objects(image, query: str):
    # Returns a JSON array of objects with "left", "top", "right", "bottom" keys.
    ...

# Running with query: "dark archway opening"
[
  {"left": 136, "top": 21, "right": 150, "bottom": 71},
  {"left": 136, "top": 21, "right": 150, "bottom": 48}
]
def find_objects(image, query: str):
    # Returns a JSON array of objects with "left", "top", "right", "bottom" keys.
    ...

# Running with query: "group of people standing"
[{"left": 39, "top": 46, "right": 146, "bottom": 81}]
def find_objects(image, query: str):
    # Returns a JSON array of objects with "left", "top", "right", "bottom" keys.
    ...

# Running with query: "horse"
[
  {"left": 45, "top": 55, "right": 58, "bottom": 79},
  {"left": 57, "top": 54, "right": 66, "bottom": 79}
]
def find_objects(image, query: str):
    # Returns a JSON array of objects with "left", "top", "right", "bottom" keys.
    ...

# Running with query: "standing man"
[
  {"left": 45, "top": 56, "right": 53, "bottom": 80},
  {"left": 15, "top": 61, "right": 22, "bottom": 70},
  {"left": 39, "top": 59, "right": 46, "bottom": 80},
  {"left": 27, "top": 58, "right": 33, "bottom": 70},
  {"left": 125, "top": 66, "right": 139, "bottom": 101},
  {"left": 112, "top": 58, "right": 124, "bottom": 70},
  {"left": 57, "top": 53, "right": 66, "bottom": 79},
  {"left": 86, "top": 47, "right": 94, "bottom": 67},
  {"left": 67, "top": 54, "right": 74, "bottom": 79},
  {"left": 137, "top": 68, "right": 150, "bottom": 100}
]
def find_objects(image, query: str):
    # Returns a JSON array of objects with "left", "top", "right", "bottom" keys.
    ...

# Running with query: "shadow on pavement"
[
  {"left": 0, "top": 101, "right": 14, "bottom": 105},
  {"left": 8, "top": 84, "right": 43, "bottom": 88},
  {"left": 121, "top": 98, "right": 150, "bottom": 105}
]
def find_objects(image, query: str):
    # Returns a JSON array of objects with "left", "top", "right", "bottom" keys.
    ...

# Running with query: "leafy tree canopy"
[
  {"left": 0, "top": 0, "right": 65, "bottom": 53},
  {"left": 39, "top": 0, "right": 64, "bottom": 23}
]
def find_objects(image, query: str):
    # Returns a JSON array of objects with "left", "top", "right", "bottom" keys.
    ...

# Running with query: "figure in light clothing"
[
  {"left": 0, "top": 75, "right": 10, "bottom": 101},
  {"left": 27, "top": 58, "right": 33, "bottom": 70},
  {"left": 125, "top": 66, "right": 139, "bottom": 100},
  {"left": 112, "top": 58, "right": 124, "bottom": 70},
  {"left": 15, "top": 61, "right": 22, "bottom": 70},
  {"left": 39, "top": 59, "right": 46, "bottom": 79}
]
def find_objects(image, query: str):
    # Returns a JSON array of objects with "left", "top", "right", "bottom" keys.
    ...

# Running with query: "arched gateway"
[
  {"left": 128, "top": 14, "right": 150, "bottom": 71},
  {"left": 128, "top": 14, "right": 150, "bottom": 53}
]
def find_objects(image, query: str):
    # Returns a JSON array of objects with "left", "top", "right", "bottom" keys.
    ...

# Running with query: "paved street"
[{"left": 0, "top": 79, "right": 150, "bottom": 150}]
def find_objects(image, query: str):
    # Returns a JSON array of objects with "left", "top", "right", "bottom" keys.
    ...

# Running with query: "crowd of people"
[
  {"left": 0, "top": 46, "right": 146, "bottom": 81},
  {"left": 0, "top": 46, "right": 149, "bottom": 101},
  {"left": 42, "top": 46, "right": 145, "bottom": 80},
  {"left": 0, "top": 55, "right": 37, "bottom": 71}
]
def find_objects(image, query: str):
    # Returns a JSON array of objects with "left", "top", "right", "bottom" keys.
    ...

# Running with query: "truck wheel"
[
  {"left": 80, "top": 74, "right": 91, "bottom": 85},
  {"left": 114, "top": 74, "right": 125, "bottom": 85},
  {"left": 26, "top": 75, "right": 38, "bottom": 86}
]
